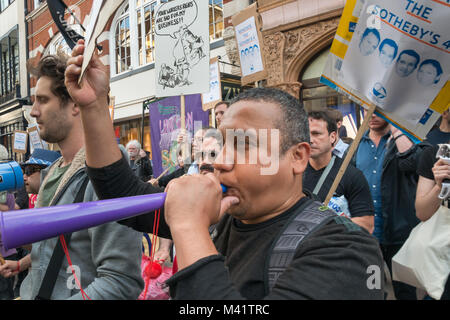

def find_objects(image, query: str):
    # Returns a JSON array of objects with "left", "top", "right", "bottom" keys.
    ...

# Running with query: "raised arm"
[{"left": 65, "top": 39, "right": 121, "bottom": 168}]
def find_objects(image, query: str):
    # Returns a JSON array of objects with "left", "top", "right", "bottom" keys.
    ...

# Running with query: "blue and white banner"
[{"left": 321, "top": 0, "right": 450, "bottom": 141}]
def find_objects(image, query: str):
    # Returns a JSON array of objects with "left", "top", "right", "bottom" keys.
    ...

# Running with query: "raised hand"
[{"left": 65, "top": 39, "right": 110, "bottom": 109}]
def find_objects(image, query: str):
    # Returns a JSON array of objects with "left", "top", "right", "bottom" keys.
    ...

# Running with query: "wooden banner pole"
[
  {"left": 211, "top": 107, "right": 216, "bottom": 128},
  {"left": 324, "top": 103, "right": 377, "bottom": 205},
  {"left": 155, "top": 166, "right": 172, "bottom": 181},
  {"left": 180, "top": 95, "right": 189, "bottom": 160}
]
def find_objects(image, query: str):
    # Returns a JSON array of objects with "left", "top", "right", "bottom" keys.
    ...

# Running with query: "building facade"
[
  {"left": 1, "top": 0, "right": 30, "bottom": 161},
  {"left": 257, "top": 0, "right": 360, "bottom": 136},
  {"left": 25, "top": 0, "right": 239, "bottom": 154}
]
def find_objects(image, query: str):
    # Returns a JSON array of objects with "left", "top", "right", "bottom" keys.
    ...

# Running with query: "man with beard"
[
  {"left": 126, "top": 140, "right": 153, "bottom": 182},
  {"left": 19, "top": 54, "right": 144, "bottom": 300},
  {"left": 355, "top": 113, "right": 425, "bottom": 300}
]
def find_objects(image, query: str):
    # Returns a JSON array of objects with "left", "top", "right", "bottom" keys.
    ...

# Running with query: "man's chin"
[{"left": 226, "top": 204, "right": 247, "bottom": 220}]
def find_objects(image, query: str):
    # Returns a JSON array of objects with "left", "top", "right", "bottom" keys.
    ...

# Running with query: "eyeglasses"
[{"left": 23, "top": 165, "right": 43, "bottom": 176}]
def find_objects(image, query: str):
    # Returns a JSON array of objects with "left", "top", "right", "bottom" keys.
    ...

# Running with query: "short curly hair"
[{"left": 29, "top": 54, "right": 71, "bottom": 106}]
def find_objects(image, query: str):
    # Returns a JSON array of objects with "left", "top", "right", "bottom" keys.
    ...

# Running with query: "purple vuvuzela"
[{"left": 0, "top": 193, "right": 166, "bottom": 250}]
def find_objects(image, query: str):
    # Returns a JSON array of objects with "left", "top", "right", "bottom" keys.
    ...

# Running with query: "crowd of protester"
[{"left": 0, "top": 42, "right": 448, "bottom": 300}]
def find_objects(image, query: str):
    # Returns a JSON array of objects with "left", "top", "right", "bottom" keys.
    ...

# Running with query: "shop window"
[
  {"left": 209, "top": 0, "right": 224, "bottom": 41},
  {"left": 114, "top": 116, "right": 152, "bottom": 155}
]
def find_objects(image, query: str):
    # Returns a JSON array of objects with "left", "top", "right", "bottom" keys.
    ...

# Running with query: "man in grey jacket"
[{"left": 20, "top": 54, "right": 144, "bottom": 300}]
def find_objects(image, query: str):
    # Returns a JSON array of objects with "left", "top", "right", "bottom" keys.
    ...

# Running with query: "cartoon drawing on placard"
[{"left": 155, "top": 0, "right": 208, "bottom": 94}]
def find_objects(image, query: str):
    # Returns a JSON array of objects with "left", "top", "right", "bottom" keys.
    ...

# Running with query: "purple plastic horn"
[{"left": 0, "top": 193, "right": 166, "bottom": 250}]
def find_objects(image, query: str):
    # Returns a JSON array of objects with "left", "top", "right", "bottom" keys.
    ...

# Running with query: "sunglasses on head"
[{"left": 23, "top": 165, "right": 44, "bottom": 176}]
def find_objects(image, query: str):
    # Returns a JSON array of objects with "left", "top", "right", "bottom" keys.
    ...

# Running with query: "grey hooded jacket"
[{"left": 20, "top": 148, "right": 144, "bottom": 300}]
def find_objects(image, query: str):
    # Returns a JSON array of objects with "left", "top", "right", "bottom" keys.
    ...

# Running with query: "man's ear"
[
  {"left": 330, "top": 131, "right": 337, "bottom": 147},
  {"left": 72, "top": 103, "right": 80, "bottom": 116},
  {"left": 292, "top": 142, "right": 310, "bottom": 175}
]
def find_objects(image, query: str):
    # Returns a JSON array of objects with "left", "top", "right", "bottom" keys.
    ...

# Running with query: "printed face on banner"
[
  {"left": 338, "top": 0, "right": 449, "bottom": 125},
  {"left": 154, "top": 0, "right": 210, "bottom": 97},
  {"left": 235, "top": 17, "right": 264, "bottom": 77}
]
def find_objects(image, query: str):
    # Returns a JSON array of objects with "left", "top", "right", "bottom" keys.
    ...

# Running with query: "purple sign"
[{"left": 149, "top": 94, "right": 209, "bottom": 177}]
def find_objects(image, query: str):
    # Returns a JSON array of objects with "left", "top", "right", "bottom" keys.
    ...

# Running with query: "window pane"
[
  {"left": 115, "top": 16, "right": 131, "bottom": 73},
  {"left": 137, "top": 9, "right": 143, "bottom": 65},
  {"left": 209, "top": 0, "right": 223, "bottom": 40},
  {"left": 145, "top": 3, "right": 157, "bottom": 64}
]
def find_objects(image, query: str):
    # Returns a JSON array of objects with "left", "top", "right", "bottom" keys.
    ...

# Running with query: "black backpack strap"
[
  {"left": 35, "top": 176, "right": 89, "bottom": 300},
  {"left": 265, "top": 199, "right": 337, "bottom": 294}
]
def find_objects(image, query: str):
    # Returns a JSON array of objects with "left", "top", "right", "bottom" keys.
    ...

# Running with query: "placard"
[
  {"left": 321, "top": 0, "right": 450, "bottom": 141},
  {"left": 231, "top": 3, "right": 268, "bottom": 86},
  {"left": 202, "top": 57, "right": 222, "bottom": 111},
  {"left": 13, "top": 131, "right": 28, "bottom": 154},
  {"left": 27, "top": 126, "right": 44, "bottom": 153},
  {"left": 154, "top": 0, "right": 210, "bottom": 97}
]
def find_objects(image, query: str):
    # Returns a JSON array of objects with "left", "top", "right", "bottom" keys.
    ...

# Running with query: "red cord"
[
  {"left": 142, "top": 209, "right": 161, "bottom": 299},
  {"left": 59, "top": 235, "right": 91, "bottom": 300}
]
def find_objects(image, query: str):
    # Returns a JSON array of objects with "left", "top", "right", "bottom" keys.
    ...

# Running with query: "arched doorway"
[{"left": 299, "top": 47, "right": 362, "bottom": 139}]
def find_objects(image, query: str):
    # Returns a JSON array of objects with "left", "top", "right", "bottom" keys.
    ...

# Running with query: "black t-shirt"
[
  {"left": 166, "top": 196, "right": 384, "bottom": 300},
  {"left": 417, "top": 144, "right": 450, "bottom": 208},
  {"left": 417, "top": 144, "right": 439, "bottom": 180},
  {"left": 303, "top": 156, "right": 374, "bottom": 218},
  {"left": 425, "top": 128, "right": 450, "bottom": 146}
]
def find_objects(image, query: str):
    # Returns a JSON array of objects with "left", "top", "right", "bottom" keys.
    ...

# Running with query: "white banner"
[
  {"left": 202, "top": 57, "right": 222, "bottom": 110},
  {"left": 235, "top": 16, "right": 265, "bottom": 78},
  {"left": 154, "top": 0, "right": 210, "bottom": 97},
  {"left": 321, "top": 0, "right": 450, "bottom": 141}
]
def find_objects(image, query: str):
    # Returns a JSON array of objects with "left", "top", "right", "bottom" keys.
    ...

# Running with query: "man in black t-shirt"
[
  {"left": 425, "top": 109, "right": 450, "bottom": 145},
  {"left": 66, "top": 41, "right": 384, "bottom": 300},
  {"left": 304, "top": 110, "right": 374, "bottom": 233}
]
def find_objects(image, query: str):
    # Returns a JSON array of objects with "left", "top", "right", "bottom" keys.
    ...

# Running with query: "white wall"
[
  {"left": 0, "top": 0, "right": 18, "bottom": 33},
  {"left": 110, "top": 45, "right": 227, "bottom": 121},
  {"left": 260, "top": 0, "right": 345, "bottom": 30}
]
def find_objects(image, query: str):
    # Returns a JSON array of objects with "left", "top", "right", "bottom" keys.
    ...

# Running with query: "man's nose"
[
  {"left": 213, "top": 146, "right": 234, "bottom": 172},
  {"left": 30, "top": 103, "right": 39, "bottom": 118}
]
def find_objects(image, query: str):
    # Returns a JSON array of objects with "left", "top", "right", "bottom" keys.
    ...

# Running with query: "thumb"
[{"left": 219, "top": 196, "right": 239, "bottom": 218}]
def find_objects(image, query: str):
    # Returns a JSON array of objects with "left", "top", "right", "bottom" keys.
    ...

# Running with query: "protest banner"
[
  {"left": 47, "top": 0, "right": 84, "bottom": 50},
  {"left": 321, "top": 0, "right": 450, "bottom": 142},
  {"left": 78, "top": 1, "right": 126, "bottom": 83},
  {"left": 231, "top": 3, "right": 268, "bottom": 86},
  {"left": 27, "top": 126, "right": 44, "bottom": 153},
  {"left": 149, "top": 94, "right": 209, "bottom": 178},
  {"left": 202, "top": 57, "right": 222, "bottom": 111},
  {"left": 154, "top": 0, "right": 210, "bottom": 98},
  {"left": 13, "top": 131, "right": 28, "bottom": 154}
]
